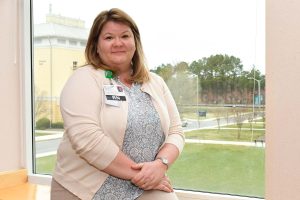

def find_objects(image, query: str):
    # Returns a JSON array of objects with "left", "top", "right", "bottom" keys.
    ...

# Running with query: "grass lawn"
[
  {"left": 178, "top": 105, "right": 254, "bottom": 120},
  {"left": 168, "top": 143, "right": 265, "bottom": 198},
  {"left": 185, "top": 128, "right": 265, "bottom": 141},
  {"left": 36, "top": 155, "right": 56, "bottom": 175},
  {"left": 226, "top": 122, "right": 265, "bottom": 129},
  {"left": 36, "top": 143, "right": 264, "bottom": 198}
]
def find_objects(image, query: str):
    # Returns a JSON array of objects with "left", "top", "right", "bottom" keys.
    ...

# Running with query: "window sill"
[{"left": 175, "top": 189, "right": 263, "bottom": 200}]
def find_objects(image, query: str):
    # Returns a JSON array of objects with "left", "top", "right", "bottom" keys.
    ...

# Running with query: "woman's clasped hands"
[{"left": 131, "top": 160, "right": 173, "bottom": 192}]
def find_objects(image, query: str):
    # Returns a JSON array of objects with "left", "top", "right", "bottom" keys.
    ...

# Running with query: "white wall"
[
  {"left": 0, "top": 0, "right": 22, "bottom": 171},
  {"left": 266, "top": 0, "right": 300, "bottom": 199}
]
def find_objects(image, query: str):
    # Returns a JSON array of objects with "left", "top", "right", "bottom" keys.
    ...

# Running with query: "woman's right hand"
[{"left": 143, "top": 175, "right": 174, "bottom": 193}]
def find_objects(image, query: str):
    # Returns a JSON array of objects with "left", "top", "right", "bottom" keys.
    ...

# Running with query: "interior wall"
[
  {"left": 0, "top": 0, "right": 21, "bottom": 171},
  {"left": 266, "top": 0, "right": 300, "bottom": 199}
]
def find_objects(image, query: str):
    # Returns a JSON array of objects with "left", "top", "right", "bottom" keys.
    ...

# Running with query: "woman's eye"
[
  {"left": 105, "top": 36, "right": 113, "bottom": 40},
  {"left": 122, "top": 35, "right": 129, "bottom": 38}
]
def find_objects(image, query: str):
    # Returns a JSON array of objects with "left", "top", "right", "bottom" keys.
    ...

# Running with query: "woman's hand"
[
  {"left": 131, "top": 160, "right": 167, "bottom": 189},
  {"left": 151, "top": 176, "right": 174, "bottom": 192}
]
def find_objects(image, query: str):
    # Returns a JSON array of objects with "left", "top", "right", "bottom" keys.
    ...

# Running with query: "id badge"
[{"left": 103, "top": 84, "right": 126, "bottom": 107}]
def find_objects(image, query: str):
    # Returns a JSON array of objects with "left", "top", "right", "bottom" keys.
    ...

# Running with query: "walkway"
[{"left": 185, "top": 138, "right": 265, "bottom": 147}]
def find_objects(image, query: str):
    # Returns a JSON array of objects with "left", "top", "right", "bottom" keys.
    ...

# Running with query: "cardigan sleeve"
[
  {"left": 60, "top": 67, "right": 119, "bottom": 170},
  {"left": 158, "top": 75, "right": 185, "bottom": 153}
]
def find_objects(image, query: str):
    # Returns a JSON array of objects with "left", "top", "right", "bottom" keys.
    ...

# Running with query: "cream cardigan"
[{"left": 53, "top": 65, "right": 185, "bottom": 200}]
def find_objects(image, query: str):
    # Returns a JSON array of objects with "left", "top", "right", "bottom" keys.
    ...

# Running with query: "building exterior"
[{"left": 34, "top": 13, "right": 88, "bottom": 123}]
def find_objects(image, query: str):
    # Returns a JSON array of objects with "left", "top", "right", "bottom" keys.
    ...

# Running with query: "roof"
[{"left": 34, "top": 23, "right": 89, "bottom": 41}]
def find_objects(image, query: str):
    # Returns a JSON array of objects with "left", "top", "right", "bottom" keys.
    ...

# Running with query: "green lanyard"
[{"left": 105, "top": 70, "right": 114, "bottom": 84}]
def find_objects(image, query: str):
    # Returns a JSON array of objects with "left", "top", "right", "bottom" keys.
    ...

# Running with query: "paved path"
[
  {"left": 185, "top": 138, "right": 265, "bottom": 147},
  {"left": 183, "top": 114, "right": 264, "bottom": 132}
]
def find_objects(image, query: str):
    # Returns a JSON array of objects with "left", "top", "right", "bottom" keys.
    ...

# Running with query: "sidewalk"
[
  {"left": 35, "top": 130, "right": 63, "bottom": 141},
  {"left": 185, "top": 138, "right": 265, "bottom": 147},
  {"left": 35, "top": 133, "right": 63, "bottom": 141}
]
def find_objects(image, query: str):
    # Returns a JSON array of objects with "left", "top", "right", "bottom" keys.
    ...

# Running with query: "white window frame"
[{"left": 22, "top": 0, "right": 264, "bottom": 199}]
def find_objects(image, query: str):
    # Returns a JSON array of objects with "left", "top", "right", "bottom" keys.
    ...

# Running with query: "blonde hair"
[{"left": 85, "top": 8, "right": 149, "bottom": 83}]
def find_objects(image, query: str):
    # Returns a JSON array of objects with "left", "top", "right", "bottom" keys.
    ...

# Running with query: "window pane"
[
  {"left": 33, "top": 2, "right": 88, "bottom": 174},
  {"left": 33, "top": 0, "right": 265, "bottom": 198}
]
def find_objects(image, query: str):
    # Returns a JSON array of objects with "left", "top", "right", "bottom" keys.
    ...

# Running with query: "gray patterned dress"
[{"left": 93, "top": 81, "right": 165, "bottom": 200}]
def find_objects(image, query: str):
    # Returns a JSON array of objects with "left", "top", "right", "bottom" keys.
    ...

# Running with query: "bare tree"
[
  {"left": 213, "top": 108, "right": 223, "bottom": 133},
  {"left": 233, "top": 108, "right": 246, "bottom": 139},
  {"left": 34, "top": 88, "right": 48, "bottom": 122},
  {"left": 247, "top": 114, "right": 254, "bottom": 132}
]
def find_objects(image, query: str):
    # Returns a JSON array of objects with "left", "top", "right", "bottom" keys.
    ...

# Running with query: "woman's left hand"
[
  {"left": 151, "top": 175, "right": 173, "bottom": 192},
  {"left": 131, "top": 160, "right": 167, "bottom": 189}
]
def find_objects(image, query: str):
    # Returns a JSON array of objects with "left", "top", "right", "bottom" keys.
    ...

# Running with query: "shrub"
[
  {"left": 51, "top": 122, "right": 64, "bottom": 129},
  {"left": 36, "top": 117, "right": 50, "bottom": 130}
]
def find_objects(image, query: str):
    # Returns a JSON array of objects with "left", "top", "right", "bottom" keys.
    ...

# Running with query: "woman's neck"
[{"left": 116, "top": 70, "right": 133, "bottom": 88}]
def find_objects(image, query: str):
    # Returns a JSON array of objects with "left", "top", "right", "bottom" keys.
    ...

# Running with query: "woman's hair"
[{"left": 85, "top": 8, "right": 149, "bottom": 83}]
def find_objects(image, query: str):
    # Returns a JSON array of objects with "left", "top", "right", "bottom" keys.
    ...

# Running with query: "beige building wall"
[
  {"left": 34, "top": 47, "right": 85, "bottom": 98},
  {"left": 34, "top": 46, "right": 85, "bottom": 122},
  {"left": 1, "top": 0, "right": 300, "bottom": 199}
]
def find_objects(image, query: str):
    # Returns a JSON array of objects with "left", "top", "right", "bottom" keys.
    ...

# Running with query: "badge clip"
[{"left": 105, "top": 70, "right": 114, "bottom": 85}]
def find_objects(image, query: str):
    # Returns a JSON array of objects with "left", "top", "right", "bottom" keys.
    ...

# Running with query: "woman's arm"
[
  {"left": 131, "top": 143, "right": 179, "bottom": 189},
  {"left": 61, "top": 68, "right": 137, "bottom": 179},
  {"left": 131, "top": 74, "right": 185, "bottom": 189},
  {"left": 102, "top": 151, "right": 139, "bottom": 180},
  {"left": 103, "top": 151, "right": 173, "bottom": 193}
]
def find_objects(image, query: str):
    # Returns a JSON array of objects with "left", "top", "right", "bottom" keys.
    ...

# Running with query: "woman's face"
[{"left": 97, "top": 21, "right": 136, "bottom": 72}]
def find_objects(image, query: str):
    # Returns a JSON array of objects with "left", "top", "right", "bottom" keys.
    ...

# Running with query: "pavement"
[{"left": 185, "top": 138, "right": 265, "bottom": 147}]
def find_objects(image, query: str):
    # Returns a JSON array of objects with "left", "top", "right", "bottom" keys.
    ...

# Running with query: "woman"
[{"left": 51, "top": 8, "right": 184, "bottom": 200}]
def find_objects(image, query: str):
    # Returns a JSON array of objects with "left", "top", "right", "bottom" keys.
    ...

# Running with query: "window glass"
[
  {"left": 69, "top": 40, "right": 77, "bottom": 46},
  {"left": 80, "top": 41, "right": 87, "bottom": 47},
  {"left": 57, "top": 38, "right": 66, "bottom": 44},
  {"left": 32, "top": 0, "right": 265, "bottom": 197}
]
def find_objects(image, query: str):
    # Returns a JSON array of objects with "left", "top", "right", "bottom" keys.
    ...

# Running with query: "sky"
[{"left": 33, "top": 0, "right": 265, "bottom": 73}]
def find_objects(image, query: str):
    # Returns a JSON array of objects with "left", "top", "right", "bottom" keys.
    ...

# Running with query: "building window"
[
  {"left": 34, "top": 38, "right": 42, "bottom": 44},
  {"left": 80, "top": 41, "right": 87, "bottom": 47},
  {"left": 57, "top": 38, "right": 66, "bottom": 44},
  {"left": 69, "top": 40, "right": 77, "bottom": 46},
  {"left": 32, "top": 0, "right": 265, "bottom": 198}
]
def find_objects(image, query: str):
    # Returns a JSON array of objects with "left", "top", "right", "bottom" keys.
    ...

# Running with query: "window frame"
[{"left": 23, "top": 0, "right": 264, "bottom": 199}]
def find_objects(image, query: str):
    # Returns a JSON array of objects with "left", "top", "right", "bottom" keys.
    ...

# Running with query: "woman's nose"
[{"left": 113, "top": 37, "right": 123, "bottom": 46}]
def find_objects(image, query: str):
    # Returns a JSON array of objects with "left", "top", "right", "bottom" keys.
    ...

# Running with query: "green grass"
[
  {"left": 168, "top": 143, "right": 265, "bottom": 198},
  {"left": 226, "top": 122, "right": 265, "bottom": 129},
  {"left": 185, "top": 128, "right": 264, "bottom": 141},
  {"left": 35, "top": 132, "right": 52, "bottom": 137},
  {"left": 36, "top": 155, "right": 56, "bottom": 175}
]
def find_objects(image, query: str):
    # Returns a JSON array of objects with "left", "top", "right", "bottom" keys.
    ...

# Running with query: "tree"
[
  {"left": 174, "top": 61, "right": 189, "bottom": 73},
  {"left": 34, "top": 87, "right": 48, "bottom": 122},
  {"left": 153, "top": 63, "right": 174, "bottom": 82},
  {"left": 152, "top": 54, "right": 265, "bottom": 105},
  {"left": 189, "top": 54, "right": 245, "bottom": 104},
  {"left": 233, "top": 108, "right": 246, "bottom": 139},
  {"left": 213, "top": 108, "right": 224, "bottom": 133},
  {"left": 166, "top": 70, "right": 197, "bottom": 106}
]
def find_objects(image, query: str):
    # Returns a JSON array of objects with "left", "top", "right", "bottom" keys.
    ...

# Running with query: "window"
[
  {"left": 69, "top": 39, "right": 77, "bottom": 46},
  {"left": 57, "top": 38, "right": 66, "bottom": 44},
  {"left": 34, "top": 38, "right": 42, "bottom": 44},
  {"left": 80, "top": 41, "right": 87, "bottom": 47},
  {"left": 32, "top": 0, "right": 265, "bottom": 198}
]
